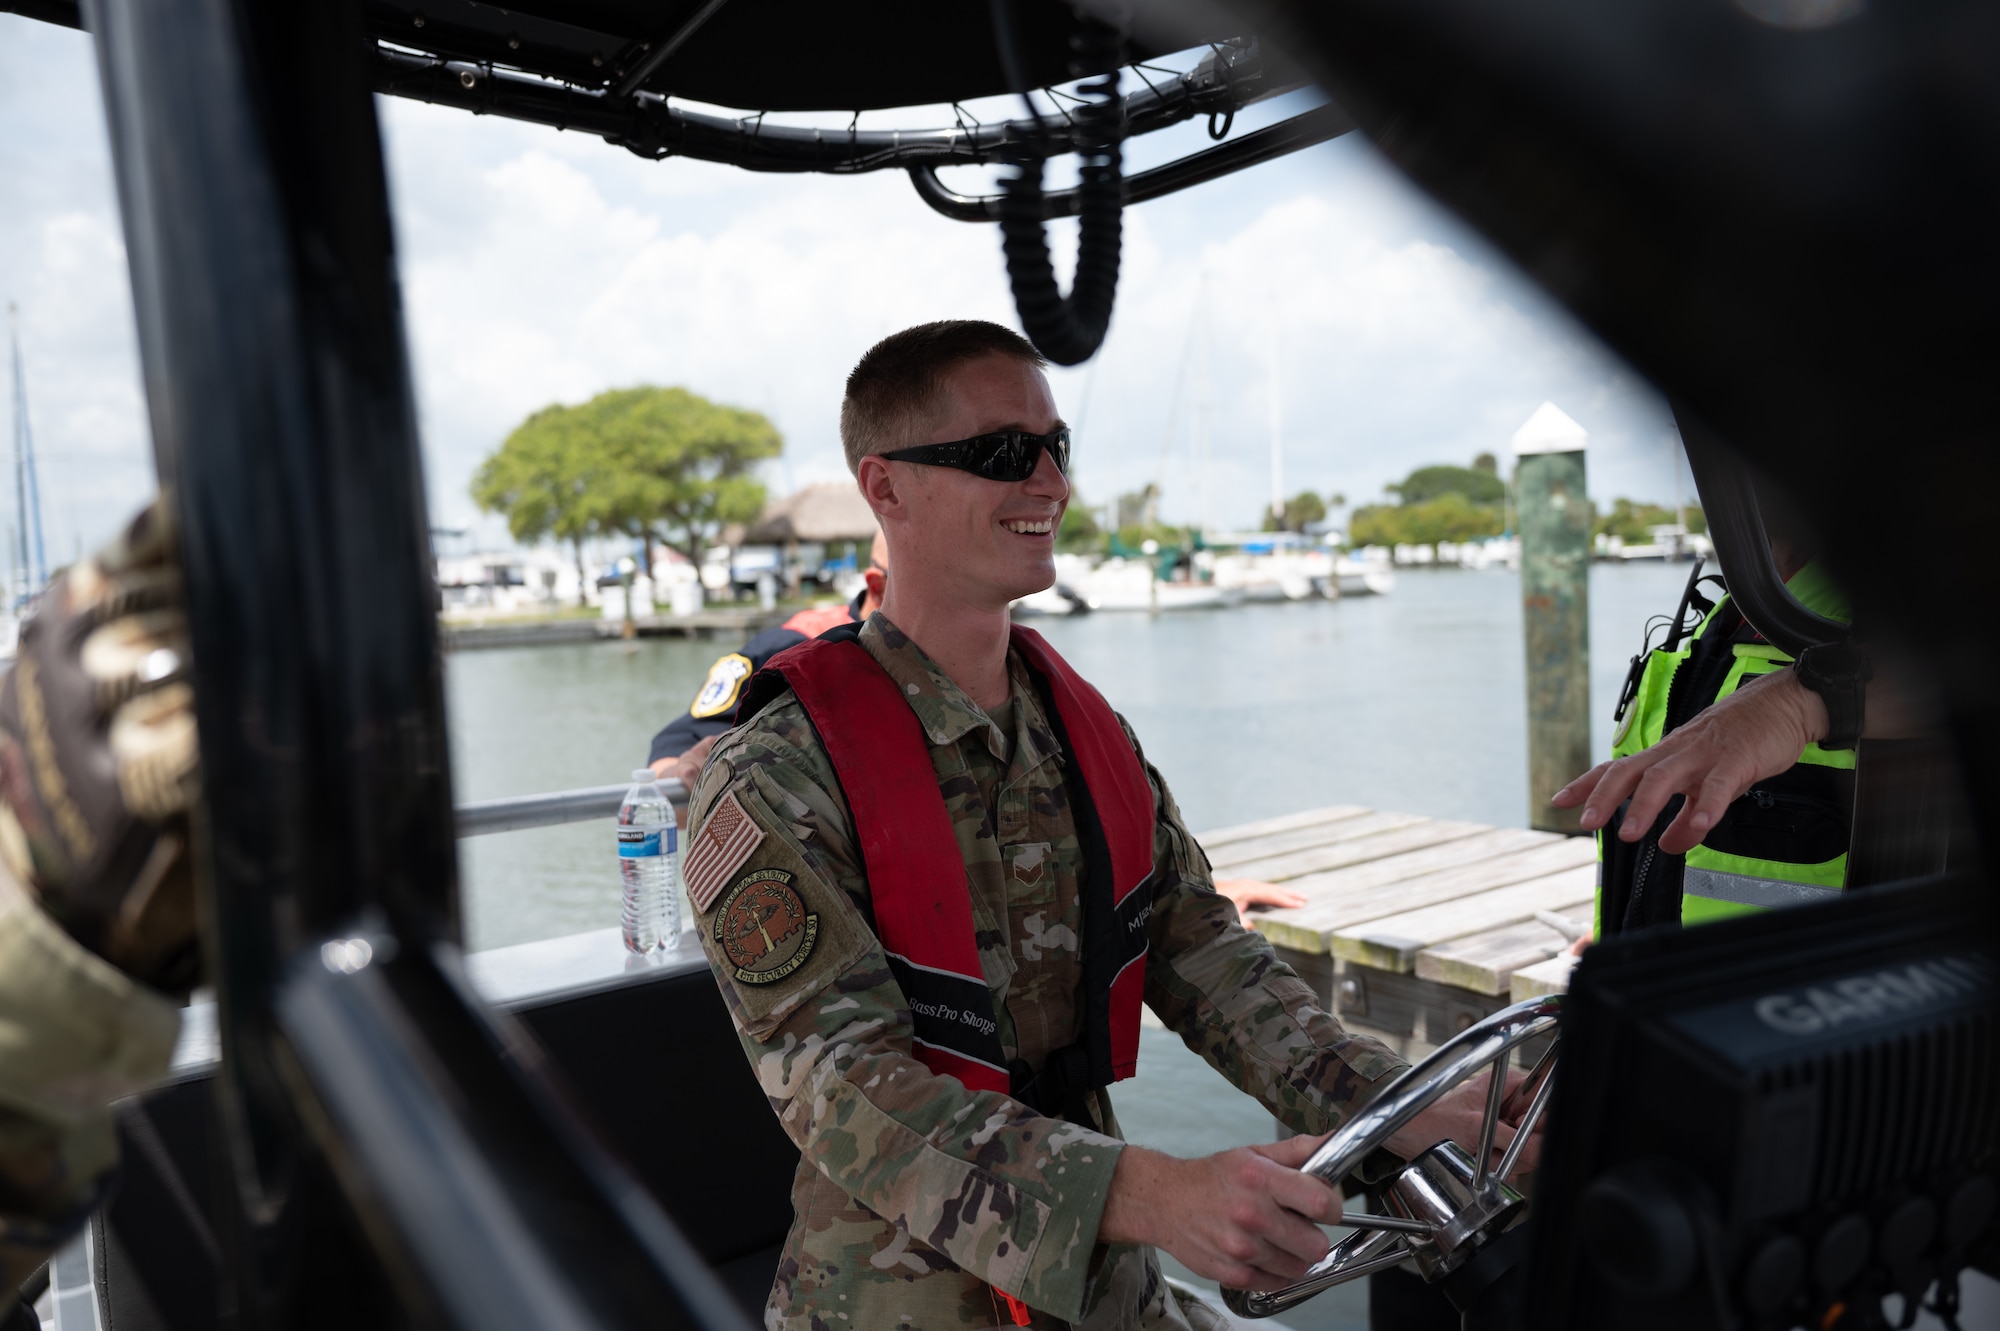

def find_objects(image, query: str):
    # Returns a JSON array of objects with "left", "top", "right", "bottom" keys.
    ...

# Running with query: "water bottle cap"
[{"left": 632, "top": 768, "right": 657, "bottom": 783}]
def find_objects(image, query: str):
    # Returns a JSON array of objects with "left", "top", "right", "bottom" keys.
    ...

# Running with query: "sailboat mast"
[
  {"left": 1195, "top": 295, "right": 1212, "bottom": 539},
  {"left": 9, "top": 304, "right": 28, "bottom": 605},
  {"left": 1267, "top": 317, "right": 1284, "bottom": 525}
]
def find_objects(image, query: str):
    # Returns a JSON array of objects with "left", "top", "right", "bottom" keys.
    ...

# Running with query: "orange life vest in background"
[
  {"left": 737, "top": 623, "right": 1155, "bottom": 1113},
  {"left": 775, "top": 603, "right": 855, "bottom": 639}
]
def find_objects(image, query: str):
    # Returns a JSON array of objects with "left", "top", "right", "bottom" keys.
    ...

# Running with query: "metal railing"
[{"left": 454, "top": 779, "right": 690, "bottom": 838}]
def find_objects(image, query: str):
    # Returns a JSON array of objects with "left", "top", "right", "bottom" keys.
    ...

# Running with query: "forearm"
[
  {"left": 1128, "top": 729, "right": 1407, "bottom": 1132},
  {"left": 0, "top": 873, "right": 180, "bottom": 1291},
  {"left": 1146, "top": 887, "right": 1406, "bottom": 1134}
]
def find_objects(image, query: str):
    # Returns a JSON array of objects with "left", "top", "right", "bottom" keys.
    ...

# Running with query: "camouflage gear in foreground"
[
  {"left": 687, "top": 615, "right": 1408, "bottom": 1330},
  {"left": 0, "top": 501, "right": 190, "bottom": 1294}
]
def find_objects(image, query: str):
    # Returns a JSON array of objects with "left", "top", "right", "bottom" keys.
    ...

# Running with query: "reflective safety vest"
[
  {"left": 738, "top": 622, "right": 1156, "bottom": 1118},
  {"left": 1597, "top": 563, "right": 1855, "bottom": 933}
]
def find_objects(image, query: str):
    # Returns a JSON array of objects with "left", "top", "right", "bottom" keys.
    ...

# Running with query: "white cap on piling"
[{"left": 1511, "top": 402, "right": 1588, "bottom": 455}]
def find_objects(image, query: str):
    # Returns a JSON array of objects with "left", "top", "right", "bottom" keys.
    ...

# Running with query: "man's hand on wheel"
[
  {"left": 0, "top": 501, "right": 200, "bottom": 995},
  {"left": 1386, "top": 1064, "right": 1543, "bottom": 1179},
  {"left": 1099, "top": 1137, "right": 1344, "bottom": 1290}
]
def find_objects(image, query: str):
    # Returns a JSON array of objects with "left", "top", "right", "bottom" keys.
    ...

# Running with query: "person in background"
[
  {"left": 1555, "top": 524, "right": 1928, "bottom": 940},
  {"left": 681, "top": 320, "right": 1536, "bottom": 1331},
  {"left": 0, "top": 504, "right": 197, "bottom": 1321},
  {"left": 646, "top": 531, "right": 890, "bottom": 790}
]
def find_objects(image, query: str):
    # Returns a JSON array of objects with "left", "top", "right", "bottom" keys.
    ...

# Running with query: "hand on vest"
[
  {"left": 1098, "top": 1137, "right": 1344, "bottom": 1290},
  {"left": 1552, "top": 667, "right": 1824, "bottom": 856},
  {"left": 0, "top": 500, "right": 202, "bottom": 995}
]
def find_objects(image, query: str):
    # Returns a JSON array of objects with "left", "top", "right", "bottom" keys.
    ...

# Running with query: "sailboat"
[{"left": 4, "top": 303, "right": 50, "bottom": 660}]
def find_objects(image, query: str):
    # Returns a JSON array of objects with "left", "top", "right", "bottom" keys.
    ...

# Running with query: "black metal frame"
[
  {"left": 1674, "top": 408, "right": 1848, "bottom": 659},
  {"left": 81, "top": 0, "right": 749, "bottom": 1324},
  {"left": 369, "top": 38, "right": 1298, "bottom": 175},
  {"left": 907, "top": 100, "right": 1354, "bottom": 222}
]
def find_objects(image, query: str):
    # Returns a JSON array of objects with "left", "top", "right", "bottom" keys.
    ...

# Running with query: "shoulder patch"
[
  {"left": 687, "top": 790, "right": 766, "bottom": 913},
  {"left": 689, "top": 653, "right": 755, "bottom": 719},
  {"left": 713, "top": 869, "right": 819, "bottom": 984}
]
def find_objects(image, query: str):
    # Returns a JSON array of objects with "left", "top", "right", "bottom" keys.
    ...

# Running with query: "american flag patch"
[{"left": 686, "top": 791, "right": 766, "bottom": 913}]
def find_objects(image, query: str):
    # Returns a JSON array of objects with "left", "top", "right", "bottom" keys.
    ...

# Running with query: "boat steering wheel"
[{"left": 1221, "top": 994, "right": 1564, "bottom": 1320}]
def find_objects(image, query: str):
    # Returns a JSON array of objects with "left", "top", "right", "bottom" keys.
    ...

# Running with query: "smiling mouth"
[{"left": 1002, "top": 519, "right": 1054, "bottom": 535}]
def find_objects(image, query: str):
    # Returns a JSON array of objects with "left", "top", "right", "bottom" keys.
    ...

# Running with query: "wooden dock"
[
  {"left": 441, "top": 607, "right": 787, "bottom": 651},
  {"left": 1194, "top": 804, "right": 1587, "bottom": 1062}
]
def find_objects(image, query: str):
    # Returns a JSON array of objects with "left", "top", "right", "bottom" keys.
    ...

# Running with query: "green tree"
[
  {"left": 1349, "top": 492, "right": 1505, "bottom": 547},
  {"left": 474, "top": 387, "right": 782, "bottom": 603},
  {"left": 1388, "top": 464, "right": 1506, "bottom": 507},
  {"left": 1595, "top": 497, "right": 1678, "bottom": 544},
  {"left": 1057, "top": 501, "right": 1102, "bottom": 553},
  {"left": 471, "top": 402, "right": 608, "bottom": 605},
  {"left": 1261, "top": 490, "right": 1329, "bottom": 533},
  {"left": 572, "top": 386, "right": 780, "bottom": 566}
]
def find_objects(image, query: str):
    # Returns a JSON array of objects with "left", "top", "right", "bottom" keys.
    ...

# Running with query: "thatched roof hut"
[{"left": 742, "top": 482, "right": 879, "bottom": 545}]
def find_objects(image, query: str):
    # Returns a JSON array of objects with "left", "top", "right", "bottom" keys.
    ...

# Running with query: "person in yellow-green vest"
[{"left": 1552, "top": 549, "right": 1921, "bottom": 935}]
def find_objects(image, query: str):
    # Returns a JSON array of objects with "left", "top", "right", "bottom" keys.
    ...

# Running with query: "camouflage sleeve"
[
  {"left": 685, "top": 715, "right": 1124, "bottom": 1322},
  {"left": 1121, "top": 718, "right": 1411, "bottom": 1135},
  {"left": 0, "top": 865, "right": 180, "bottom": 1293}
]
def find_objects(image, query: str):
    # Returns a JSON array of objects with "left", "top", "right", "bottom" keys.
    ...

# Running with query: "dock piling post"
[{"left": 1513, "top": 404, "right": 1591, "bottom": 834}]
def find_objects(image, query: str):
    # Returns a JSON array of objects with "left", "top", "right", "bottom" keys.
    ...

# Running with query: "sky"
[{"left": 1, "top": 15, "right": 1694, "bottom": 561}]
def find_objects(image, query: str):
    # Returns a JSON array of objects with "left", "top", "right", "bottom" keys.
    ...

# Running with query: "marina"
[
  {"left": 449, "top": 564, "right": 1693, "bottom": 951},
  {"left": 5, "top": 0, "right": 1993, "bottom": 1321}
]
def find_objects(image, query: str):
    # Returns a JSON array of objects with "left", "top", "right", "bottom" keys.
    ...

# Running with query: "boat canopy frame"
[{"left": 6, "top": 0, "right": 1998, "bottom": 1325}]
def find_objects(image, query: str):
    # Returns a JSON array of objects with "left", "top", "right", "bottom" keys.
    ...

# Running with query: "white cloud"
[{"left": 2, "top": 12, "right": 1687, "bottom": 565}]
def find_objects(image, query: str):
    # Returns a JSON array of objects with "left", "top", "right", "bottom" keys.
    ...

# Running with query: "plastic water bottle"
[{"left": 618, "top": 768, "right": 678, "bottom": 954}]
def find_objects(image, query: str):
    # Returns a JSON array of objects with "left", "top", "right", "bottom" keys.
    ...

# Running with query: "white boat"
[
  {"left": 1209, "top": 549, "right": 1331, "bottom": 602},
  {"left": 1010, "top": 583, "right": 1090, "bottom": 617},
  {"left": 1080, "top": 558, "right": 1245, "bottom": 612},
  {"left": 1330, "top": 551, "right": 1396, "bottom": 597}
]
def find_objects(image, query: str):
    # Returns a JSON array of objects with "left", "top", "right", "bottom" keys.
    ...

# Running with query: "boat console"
[{"left": 1531, "top": 877, "right": 1997, "bottom": 1331}]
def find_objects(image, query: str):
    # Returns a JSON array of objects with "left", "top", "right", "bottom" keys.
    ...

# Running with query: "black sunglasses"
[{"left": 879, "top": 427, "right": 1070, "bottom": 482}]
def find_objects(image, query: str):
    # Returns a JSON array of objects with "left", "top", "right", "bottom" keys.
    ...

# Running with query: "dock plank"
[
  {"left": 1249, "top": 830, "right": 1581, "bottom": 953},
  {"left": 1221, "top": 818, "right": 1490, "bottom": 883},
  {"left": 1412, "top": 901, "right": 1593, "bottom": 995},
  {"left": 1204, "top": 808, "right": 1426, "bottom": 870},
  {"left": 1333, "top": 864, "right": 1598, "bottom": 972},
  {"left": 1511, "top": 953, "right": 1579, "bottom": 1001},
  {"left": 1197, "top": 805, "right": 1372, "bottom": 851},
  {"left": 1212, "top": 814, "right": 1469, "bottom": 879}
]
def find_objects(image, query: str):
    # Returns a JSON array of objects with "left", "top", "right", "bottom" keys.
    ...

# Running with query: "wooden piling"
[{"left": 1513, "top": 405, "right": 1591, "bottom": 835}]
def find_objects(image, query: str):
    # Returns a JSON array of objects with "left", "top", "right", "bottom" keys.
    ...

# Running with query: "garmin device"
[
  {"left": 1792, "top": 642, "right": 1873, "bottom": 751},
  {"left": 1528, "top": 875, "right": 1997, "bottom": 1331}
]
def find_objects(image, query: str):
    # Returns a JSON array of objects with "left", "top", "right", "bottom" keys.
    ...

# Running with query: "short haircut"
[{"left": 840, "top": 320, "right": 1047, "bottom": 474}]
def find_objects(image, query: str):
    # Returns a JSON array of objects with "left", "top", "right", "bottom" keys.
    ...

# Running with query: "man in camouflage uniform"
[
  {"left": 0, "top": 504, "right": 198, "bottom": 1312},
  {"left": 686, "top": 322, "right": 1526, "bottom": 1330}
]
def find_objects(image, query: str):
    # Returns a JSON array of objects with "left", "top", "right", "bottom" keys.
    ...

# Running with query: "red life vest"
[{"left": 736, "top": 623, "right": 1155, "bottom": 1105}]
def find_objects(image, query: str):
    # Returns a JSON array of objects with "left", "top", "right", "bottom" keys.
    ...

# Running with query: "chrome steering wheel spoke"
[
  {"left": 1227, "top": 1227, "right": 1412, "bottom": 1321},
  {"left": 1220, "top": 994, "right": 1562, "bottom": 1320}
]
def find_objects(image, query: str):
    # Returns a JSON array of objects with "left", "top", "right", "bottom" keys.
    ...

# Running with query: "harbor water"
[
  {"left": 446, "top": 560, "right": 1694, "bottom": 1329},
  {"left": 450, "top": 561, "right": 1691, "bottom": 949}
]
